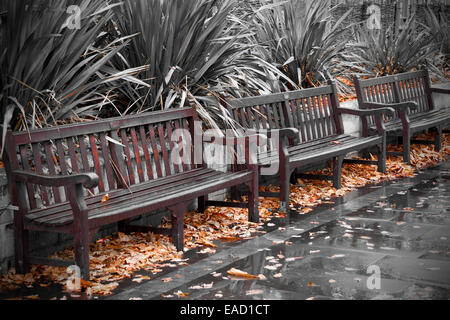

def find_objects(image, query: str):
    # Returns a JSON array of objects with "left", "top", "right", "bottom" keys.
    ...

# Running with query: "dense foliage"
[{"left": 0, "top": 0, "right": 448, "bottom": 134}]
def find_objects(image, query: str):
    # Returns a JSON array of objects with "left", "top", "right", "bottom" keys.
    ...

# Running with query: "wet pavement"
[
  {"left": 1, "top": 161, "right": 449, "bottom": 301},
  {"left": 110, "top": 161, "right": 450, "bottom": 300}
]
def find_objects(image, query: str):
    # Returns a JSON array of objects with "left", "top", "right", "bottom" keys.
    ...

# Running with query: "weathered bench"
[
  {"left": 2, "top": 107, "right": 259, "bottom": 280},
  {"left": 354, "top": 69, "right": 450, "bottom": 164},
  {"left": 225, "top": 81, "right": 394, "bottom": 213}
]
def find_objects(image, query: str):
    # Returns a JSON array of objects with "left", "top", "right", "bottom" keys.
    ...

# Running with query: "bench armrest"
[
  {"left": 362, "top": 101, "right": 418, "bottom": 112},
  {"left": 431, "top": 87, "right": 450, "bottom": 95},
  {"left": 338, "top": 107, "right": 395, "bottom": 117},
  {"left": 12, "top": 171, "right": 99, "bottom": 189}
]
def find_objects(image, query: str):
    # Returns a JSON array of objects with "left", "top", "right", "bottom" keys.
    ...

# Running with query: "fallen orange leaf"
[
  {"left": 101, "top": 194, "right": 110, "bottom": 203},
  {"left": 227, "top": 268, "right": 260, "bottom": 279}
]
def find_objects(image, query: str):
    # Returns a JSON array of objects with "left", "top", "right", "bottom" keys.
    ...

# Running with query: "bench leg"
[
  {"left": 246, "top": 171, "right": 260, "bottom": 223},
  {"left": 333, "top": 156, "right": 344, "bottom": 189},
  {"left": 73, "top": 219, "right": 91, "bottom": 281},
  {"left": 279, "top": 160, "right": 291, "bottom": 214},
  {"left": 378, "top": 135, "right": 387, "bottom": 173},
  {"left": 168, "top": 203, "right": 188, "bottom": 252},
  {"left": 435, "top": 126, "right": 442, "bottom": 152},
  {"left": 402, "top": 132, "right": 411, "bottom": 164},
  {"left": 14, "top": 214, "right": 29, "bottom": 274},
  {"left": 198, "top": 195, "right": 208, "bottom": 213}
]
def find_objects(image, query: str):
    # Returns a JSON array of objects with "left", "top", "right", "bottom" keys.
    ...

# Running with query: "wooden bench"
[
  {"left": 354, "top": 69, "right": 450, "bottom": 164},
  {"left": 225, "top": 81, "right": 395, "bottom": 213},
  {"left": 3, "top": 107, "right": 259, "bottom": 280}
]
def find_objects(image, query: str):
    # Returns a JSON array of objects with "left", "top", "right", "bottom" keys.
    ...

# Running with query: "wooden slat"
[
  {"left": 32, "top": 143, "right": 50, "bottom": 206},
  {"left": 173, "top": 120, "right": 187, "bottom": 172},
  {"left": 410, "top": 77, "right": 423, "bottom": 112},
  {"left": 308, "top": 97, "right": 319, "bottom": 140},
  {"left": 246, "top": 107, "right": 255, "bottom": 128},
  {"left": 19, "top": 145, "right": 37, "bottom": 209},
  {"left": 100, "top": 133, "right": 115, "bottom": 190},
  {"left": 255, "top": 106, "right": 267, "bottom": 129},
  {"left": 138, "top": 126, "right": 154, "bottom": 180},
  {"left": 148, "top": 125, "right": 163, "bottom": 178},
  {"left": 130, "top": 127, "right": 145, "bottom": 183},
  {"left": 32, "top": 169, "right": 233, "bottom": 225},
  {"left": 271, "top": 103, "right": 281, "bottom": 129},
  {"left": 287, "top": 100, "right": 298, "bottom": 128},
  {"left": 43, "top": 142, "right": 62, "bottom": 203},
  {"left": 78, "top": 136, "right": 91, "bottom": 174},
  {"left": 323, "top": 94, "right": 337, "bottom": 136},
  {"left": 167, "top": 123, "right": 180, "bottom": 174},
  {"left": 284, "top": 99, "right": 295, "bottom": 128},
  {"left": 26, "top": 168, "right": 210, "bottom": 220},
  {"left": 265, "top": 103, "right": 275, "bottom": 129},
  {"left": 288, "top": 135, "right": 356, "bottom": 154},
  {"left": 277, "top": 102, "right": 286, "bottom": 128},
  {"left": 67, "top": 138, "right": 80, "bottom": 174},
  {"left": 293, "top": 99, "right": 306, "bottom": 142},
  {"left": 76, "top": 171, "right": 251, "bottom": 226},
  {"left": 301, "top": 98, "right": 313, "bottom": 141},
  {"left": 89, "top": 135, "right": 104, "bottom": 193},
  {"left": 55, "top": 140, "right": 68, "bottom": 177},
  {"left": 313, "top": 96, "right": 325, "bottom": 139},
  {"left": 108, "top": 130, "right": 128, "bottom": 188},
  {"left": 183, "top": 118, "right": 194, "bottom": 170},
  {"left": 120, "top": 129, "right": 135, "bottom": 186},
  {"left": 158, "top": 123, "right": 171, "bottom": 177}
]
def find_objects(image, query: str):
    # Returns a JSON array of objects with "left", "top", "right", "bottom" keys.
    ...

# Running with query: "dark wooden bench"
[
  {"left": 2, "top": 107, "right": 259, "bottom": 280},
  {"left": 225, "top": 81, "right": 395, "bottom": 213},
  {"left": 354, "top": 69, "right": 450, "bottom": 164}
]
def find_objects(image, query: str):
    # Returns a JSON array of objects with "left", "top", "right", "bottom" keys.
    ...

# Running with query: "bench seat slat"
[
  {"left": 369, "top": 109, "right": 450, "bottom": 133},
  {"left": 88, "top": 171, "right": 252, "bottom": 226},
  {"left": 31, "top": 169, "right": 225, "bottom": 226},
  {"left": 258, "top": 135, "right": 381, "bottom": 166},
  {"left": 25, "top": 168, "right": 210, "bottom": 220},
  {"left": 25, "top": 169, "right": 252, "bottom": 227}
]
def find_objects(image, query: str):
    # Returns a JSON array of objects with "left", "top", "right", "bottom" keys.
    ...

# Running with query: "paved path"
[{"left": 111, "top": 161, "right": 450, "bottom": 300}]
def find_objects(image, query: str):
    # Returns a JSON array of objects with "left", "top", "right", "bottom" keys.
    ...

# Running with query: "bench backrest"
[
  {"left": 226, "top": 82, "right": 343, "bottom": 143},
  {"left": 4, "top": 108, "right": 198, "bottom": 210},
  {"left": 354, "top": 69, "right": 434, "bottom": 124}
]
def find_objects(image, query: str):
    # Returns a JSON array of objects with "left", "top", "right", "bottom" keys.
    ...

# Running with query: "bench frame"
[
  {"left": 225, "top": 81, "right": 394, "bottom": 213},
  {"left": 354, "top": 69, "right": 450, "bottom": 164},
  {"left": 3, "top": 108, "right": 260, "bottom": 280}
]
